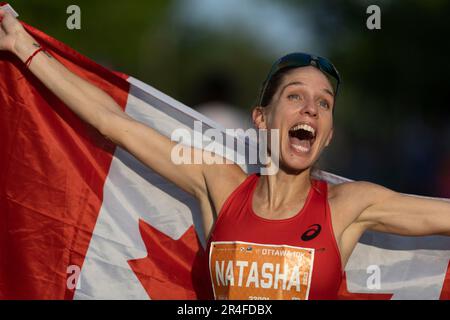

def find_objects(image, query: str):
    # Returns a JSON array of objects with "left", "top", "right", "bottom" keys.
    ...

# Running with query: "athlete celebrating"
[{"left": 1, "top": 10, "right": 449, "bottom": 299}]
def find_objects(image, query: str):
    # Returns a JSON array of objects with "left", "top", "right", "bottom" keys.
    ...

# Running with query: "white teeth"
[
  {"left": 291, "top": 144, "right": 309, "bottom": 153},
  {"left": 290, "top": 123, "right": 315, "bottom": 136}
]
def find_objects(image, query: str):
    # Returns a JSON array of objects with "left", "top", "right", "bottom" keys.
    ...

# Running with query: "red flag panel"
[{"left": 0, "top": 22, "right": 129, "bottom": 299}]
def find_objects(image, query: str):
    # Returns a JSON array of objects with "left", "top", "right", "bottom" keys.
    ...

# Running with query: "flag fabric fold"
[{"left": 0, "top": 21, "right": 449, "bottom": 300}]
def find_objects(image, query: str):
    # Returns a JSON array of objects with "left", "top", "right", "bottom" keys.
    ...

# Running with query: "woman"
[{"left": 1, "top": 10, "right": 449, "bottom": 300}]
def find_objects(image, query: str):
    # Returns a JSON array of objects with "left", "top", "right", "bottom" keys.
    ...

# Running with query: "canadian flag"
[{"left": 0, "top": 15, "right": 449, "bottom": 300}]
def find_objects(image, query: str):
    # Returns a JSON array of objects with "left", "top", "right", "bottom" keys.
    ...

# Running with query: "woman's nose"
[{"left": 301, "top": 100, "right": 318, "bottom": 118}]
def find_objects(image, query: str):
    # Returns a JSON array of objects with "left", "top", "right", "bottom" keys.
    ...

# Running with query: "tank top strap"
[
  {"left": 217, "top": 173, "right": 259, "bottom": 218},
  {"left": 311, "top": 178, "right": 329, "bottom": 200},
  {"left": 301, "top": 178, "right": 329, "bottom": 223},
  {"left": 308, "top": 178, "right": 343, "bottom": 277}
]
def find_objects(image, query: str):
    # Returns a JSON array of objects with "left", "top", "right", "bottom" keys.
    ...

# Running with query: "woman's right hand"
[{"left": 0, "top": 9, "right": 28, "bottom": 54}]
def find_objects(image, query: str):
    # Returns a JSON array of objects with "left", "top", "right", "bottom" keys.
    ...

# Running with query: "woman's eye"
[
  {"left": 287, "top": 94, "right": 301, "bottom": 101},
  {"left": 319, "top": 99, "right": 330, "bottom": 109}
]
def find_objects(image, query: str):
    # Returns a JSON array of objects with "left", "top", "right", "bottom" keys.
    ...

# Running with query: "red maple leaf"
[
  {"left": 128, "top": 219, "right": 213, "bottom": 300},
  {"left": 337, "top": 272, "right": 393, "bottom": 300},
  {"left": 439, "top": 261, "right": 450, "bottom": 300}
]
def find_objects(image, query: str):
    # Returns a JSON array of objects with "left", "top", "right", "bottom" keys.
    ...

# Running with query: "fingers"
[
  {"left": 1, "top": 10, "right": 22, "bottom": 34},
  {"left": 0, "top": 8, "right": 7, "bottom": 19},
  {"left": 0, "top": 9, "right": 5, "bottom": 33},
  {"left": 0, "top": 9, "right": 19, "bottom": 26},
  {"left": 0, "top": 9, "right": 9, "bottom": 26}
]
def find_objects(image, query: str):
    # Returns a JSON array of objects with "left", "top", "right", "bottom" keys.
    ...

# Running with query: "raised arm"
[
  {"left": 353, "top": 181, "right": 450, "bottom": 237},
  {"left": 0, "top": 10, "right": 212, "bottom": 197}
]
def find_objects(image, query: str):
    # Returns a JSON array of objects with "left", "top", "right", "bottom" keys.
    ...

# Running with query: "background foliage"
[{"left": 9, "top": 0, "right": 450, "bottom": 196}]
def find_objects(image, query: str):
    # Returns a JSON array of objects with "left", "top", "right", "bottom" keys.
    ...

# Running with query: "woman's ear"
[{"left": 252, "top": 106, "right": 267, "bottom": 129}]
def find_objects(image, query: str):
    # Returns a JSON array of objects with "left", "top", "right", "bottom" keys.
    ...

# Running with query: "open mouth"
[{"left": 288, "top": 123, "right": 316, "bottom": 153}]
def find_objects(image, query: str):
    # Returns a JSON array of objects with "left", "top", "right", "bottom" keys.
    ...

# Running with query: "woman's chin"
[
  {"left": 267, "top": 143, "right": 320, "bottom": 174},
  {"left": 279, "top": 157, "right": 314, "bottom": 174},
  {"left": 279, "top": 146, "right": 316, "bottom": 170}
]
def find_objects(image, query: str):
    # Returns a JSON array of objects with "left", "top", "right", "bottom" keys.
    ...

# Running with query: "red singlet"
[{"left": 207, "top": 174, "right": 343, "bottom": 300}]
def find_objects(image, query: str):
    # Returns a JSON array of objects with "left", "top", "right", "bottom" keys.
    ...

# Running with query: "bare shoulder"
[
  {"left": 202, "top": 161, "right": 248, "bottom": 209},
  {"left": 204, "top": 161, "right": 247, "bottom": 188},
  {"left": 328, "top": 180, "right": 391, "bottom": 202},
  {"left": 327, "top": 180, "right": 392, "bottom": 229}
]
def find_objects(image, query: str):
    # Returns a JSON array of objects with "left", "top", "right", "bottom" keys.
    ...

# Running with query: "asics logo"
[{"left": 301, "top": 224, "right": 322, "bottom": 241}]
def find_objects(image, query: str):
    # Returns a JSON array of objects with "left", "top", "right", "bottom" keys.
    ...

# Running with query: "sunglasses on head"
[{"left": 259, "top": 52, "right": 342, "bottom": 106}]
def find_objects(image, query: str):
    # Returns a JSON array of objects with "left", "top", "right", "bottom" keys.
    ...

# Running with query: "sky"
[{"left": 172, "top": 0, "right": 321, "bottom": 57}]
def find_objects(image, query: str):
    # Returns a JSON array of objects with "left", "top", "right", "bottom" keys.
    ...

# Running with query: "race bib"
[{"left": 209, "top": 241, "right": 315, "bottom": 300}]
